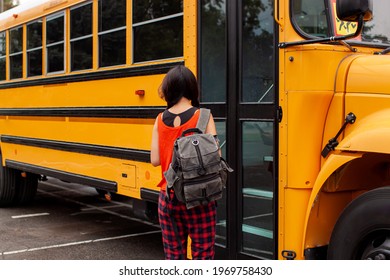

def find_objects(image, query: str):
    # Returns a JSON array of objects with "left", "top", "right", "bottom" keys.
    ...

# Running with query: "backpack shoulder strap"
[{"left": 196, "top": 108, "right": 210, "bottom": 133}]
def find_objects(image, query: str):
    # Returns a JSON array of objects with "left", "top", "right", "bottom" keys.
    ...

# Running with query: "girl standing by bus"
[{"left": 150, "top": 65, "right": 218, "bottom": 260}]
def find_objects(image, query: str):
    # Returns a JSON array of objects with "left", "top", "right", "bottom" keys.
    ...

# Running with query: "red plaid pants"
[{"left": 158, "top": 190, "right": 217, "bottom": 260}]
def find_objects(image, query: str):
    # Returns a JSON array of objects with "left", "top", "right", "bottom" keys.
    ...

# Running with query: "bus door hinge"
[
  {"left": 277, "top": 106, "right": 283, "bottom": 122},
  {"left": 282, "top": 250, "right": 297, "bottom": 260},
  {"left": 321, "top": 112, "right": 356, "bottom": 158}
]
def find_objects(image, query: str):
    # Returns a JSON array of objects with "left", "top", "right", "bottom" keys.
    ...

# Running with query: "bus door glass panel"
[
  {"left": 242, "top": 0, "right": 274, "bottom": 103},
  {"left": 240, "top": 0, "right": 275, "bottom": 259},
  {"left": 27, "top": 20, "right": 43, "bottom": 77},
  {"left": 9, "top": 27, "right": 23, "bottom": 79},
  {"left": 0, "top": 32, "right": 5, "bottom": 80},
  {"left": 214, "top": 120, "right": 227, "bottom": 247},
  {"left": 200, "top": 0, "right": 226, "bottom": 103},
  {"left": 46, "top": 13, "right": 65, "bottom": 74},
  {"left": 98, "top": 0, "right": 126, "bottom": 67},
  {"left": 200, "top": 0, "right": 227, "bottom": 247},
  {"left": 242, "top": 121, "right": 274, "bottom": 259},
  {"left": 70, "top": 2, "right": 93, "bottom": 71}
]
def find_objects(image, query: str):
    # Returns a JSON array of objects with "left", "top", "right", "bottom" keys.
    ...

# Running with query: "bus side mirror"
[{"left": 336, "top": 0, "right": 373, "bottom": 22}]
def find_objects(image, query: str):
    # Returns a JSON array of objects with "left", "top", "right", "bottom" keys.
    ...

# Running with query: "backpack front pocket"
[{"left": 183, "top": 173, "right": 223, "bottom": 209}]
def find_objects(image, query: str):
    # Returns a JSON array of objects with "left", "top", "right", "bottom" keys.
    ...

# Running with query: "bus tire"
[
  {"left": 14, "top": 172, "right": 38, "bottom": 205},
  {"left": 0, "top": 156, "right": 18, "bottom": 207},
  {"left": 327, "top": 187, "right": 390, "bottom": 260}
]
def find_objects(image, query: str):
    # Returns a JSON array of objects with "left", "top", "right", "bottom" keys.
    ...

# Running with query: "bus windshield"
[
  {"left": 293, "top": 0, "right": 390, "bottom": 46},
  {"left": 360, "top": 1, "right": 390, "bottom": 45}
]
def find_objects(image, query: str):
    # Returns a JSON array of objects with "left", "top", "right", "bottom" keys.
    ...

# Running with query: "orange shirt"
[{"left": 157, "top": 109, "right": 200, "bottom": 190}]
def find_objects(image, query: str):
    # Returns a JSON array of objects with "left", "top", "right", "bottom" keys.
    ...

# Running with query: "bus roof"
[{"left": 0, "top": 0, "right": 86, "bottom": 30}]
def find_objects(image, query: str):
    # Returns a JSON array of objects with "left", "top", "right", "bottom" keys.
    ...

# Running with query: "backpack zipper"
[
  {"left": 193, "top": 139, "right": 207, "bottom": 175},
  {"left": 183, "top": 173, "right": 220, "bottom": 186}
]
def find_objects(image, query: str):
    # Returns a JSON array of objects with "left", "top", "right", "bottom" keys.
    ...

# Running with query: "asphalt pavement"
[{"left": 0, "top": 178, "right": 164, "bottom": 260}]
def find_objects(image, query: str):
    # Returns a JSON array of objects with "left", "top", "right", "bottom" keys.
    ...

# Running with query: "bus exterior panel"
[
  {"left": 280, "top": 0, "right": 390, "bottom": 260},
  {"left": 1, "top": 0, "right": 390, "bottom": 260},
  {"left": 0, "top": 0, "right": 188, "bottom": 215}
]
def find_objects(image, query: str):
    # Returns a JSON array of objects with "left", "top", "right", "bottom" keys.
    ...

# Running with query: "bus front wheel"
[{"left": 327, "top": 187, "right": 390, "bottom": 260}]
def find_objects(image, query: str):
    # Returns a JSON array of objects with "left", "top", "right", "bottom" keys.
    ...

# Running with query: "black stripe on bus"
[
  {"left": 1, "top": 135, "right": 151, "bottom": 163},
  {"left": 140, "top": 188, "right": 160, "bottom": 203},
  {"left": 0, "top": 61, "right": 183, "bottom": 89},
  {"left": 5, "top": 159, "right": 117, "bottom": 192},
  {"left": 0, "top": 106, "right": 165, "bottom": 118}
]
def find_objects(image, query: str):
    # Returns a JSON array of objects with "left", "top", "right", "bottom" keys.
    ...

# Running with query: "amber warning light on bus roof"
[{"left": 135, "top": 90, "right": 145, "bottom": 96}]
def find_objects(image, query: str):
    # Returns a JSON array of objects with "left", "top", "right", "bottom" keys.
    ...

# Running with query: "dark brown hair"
[{"left": 159, "top": 65, "right": 200, "bottom": 108}]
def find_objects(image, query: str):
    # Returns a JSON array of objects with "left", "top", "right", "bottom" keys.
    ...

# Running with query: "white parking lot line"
[
  {"left": 1, "top": 179, "right": 164, "bottom": 257},
  {"left": 12, "top": 213, "right": 50, "bottom": 219},
  {"left": 1, "top": 230, "right": 161, "bottom": 256},
  {"left": 38, "top": 181, "right": 159, "bottom": 227}
]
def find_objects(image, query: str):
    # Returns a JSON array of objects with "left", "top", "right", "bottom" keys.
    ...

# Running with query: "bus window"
[
  {"left": 292, "top": 0, "right": 329, "bottom": 38},
  {"left": 70, "top": 2, "right": 93, "bottom": 71},
  {"left": 327, "top": 0, "right": 390, "bottom": 45},
  {"left": 132, "top": 0, "right": 183, "bottom": 63},
  {"left": 46, "top": 13, "right": 65, "bottom": 74},
  {"left": 0, "top": 31, "right": 5, "bottom": 81},
  {"left": 9, "top": 26, "right": 23, "bottom": 79},
  {"left": 242, "top": 0, "right": 274, "bottom": 103},
  {"left": 242, "top": 121, "right": 274, "bottom": 258},
  {"left": 215, "top": 120, "right": 227, "bottom": 248},
  {"left": 360, "top": 2, "right": 390, "bottom": 45},
  {"left": 200, "top": 0, "right": 227, "bottom": 103},
  {"left": 27, "top": 19, "right": 43, "bottom": 77},
  {"left": 98, "top": 0, "right": 126, "bottom": 67}
]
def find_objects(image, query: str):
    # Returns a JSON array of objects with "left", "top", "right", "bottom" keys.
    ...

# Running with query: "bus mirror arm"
[
  {"left": 321, "top": 112, "right": 356, "bottom": 158},
  {"left": 278, "top": 15, "right": 364, "bottom": 49}
]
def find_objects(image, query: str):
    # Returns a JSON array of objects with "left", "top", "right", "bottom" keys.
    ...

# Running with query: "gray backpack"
[{"left": 164, "top": 108, "right": 233, "bottom": 209}]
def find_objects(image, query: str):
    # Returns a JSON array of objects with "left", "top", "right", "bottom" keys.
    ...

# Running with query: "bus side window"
[
  {"left": 27, "top": 19, "right": 43, "bottom": 77},
  {"left": 132, "top": 0, "right": 183, "bottom": 63},
  {"left": 70, "top": 2, "right": 93, "bottom": 71},
  {"left": 47, "top": 13, "right": 65, "bottom": 74},
  {"left": 98, "top": 0, "right": 127, "bottom": 68},
  {"left": 9, "top": 26, "right": 23, "bottom": 79},
  {"left": 292, "top": 0, "right": 329, "bottom": 38},
  {"left": 0, "top": 31, "right": 5, "bottom": 81}
]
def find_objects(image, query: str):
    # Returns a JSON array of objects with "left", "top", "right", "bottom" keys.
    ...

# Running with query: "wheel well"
[
  {"left": 304, "top": 153, "right": 390, "bottom": 257},
  {"left": 322, "top": 153, "right": 390, "bottom": 192}
]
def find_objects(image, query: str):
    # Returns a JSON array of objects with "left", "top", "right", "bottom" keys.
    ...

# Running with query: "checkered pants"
[{"left": 158, "top": 190, "right": 216, "bottom": 260}]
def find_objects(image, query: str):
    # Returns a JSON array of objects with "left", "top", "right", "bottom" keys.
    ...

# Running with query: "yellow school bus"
[{"left": 0, "top": 0, "right": 388, "bottom": 260}]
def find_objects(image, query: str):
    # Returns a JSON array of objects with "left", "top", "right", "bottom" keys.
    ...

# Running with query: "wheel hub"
[{"left": 361, "top": 234, "right": 390, "bottom": 260}]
